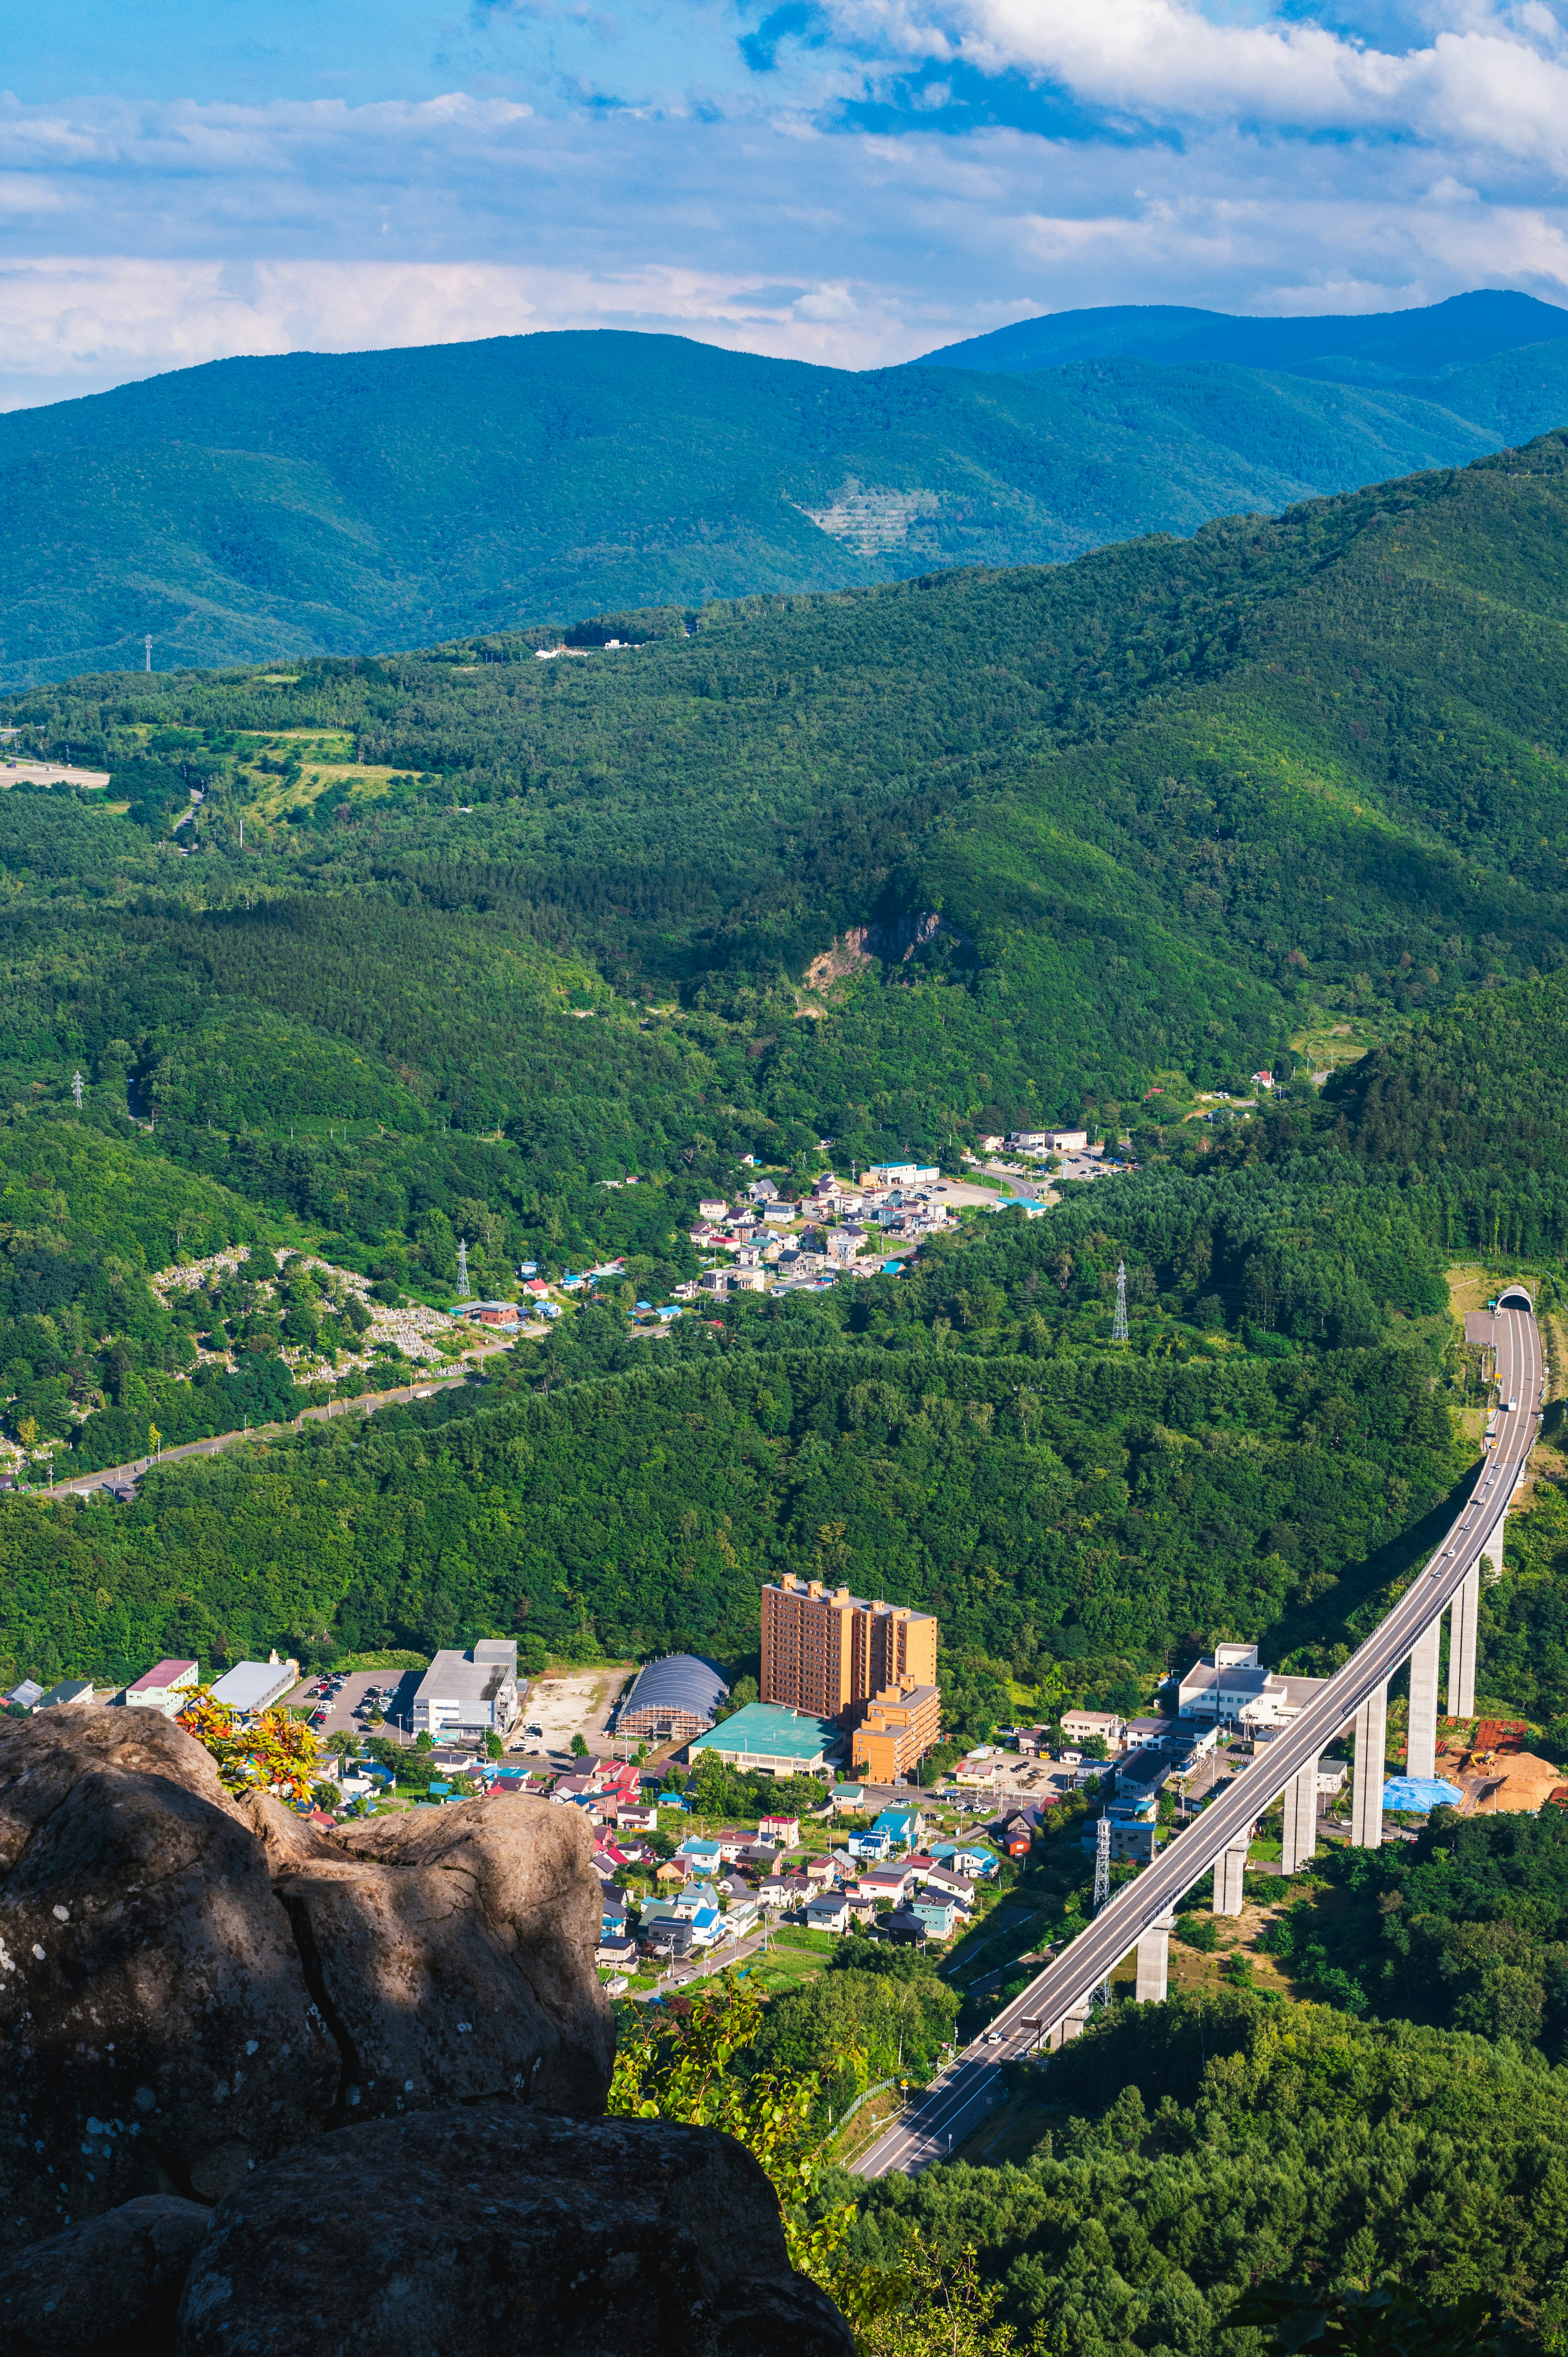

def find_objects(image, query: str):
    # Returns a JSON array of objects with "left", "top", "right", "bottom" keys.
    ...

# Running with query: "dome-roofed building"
[{"left": 617, "top": 1654, "right": 730, "bottom": 1746}]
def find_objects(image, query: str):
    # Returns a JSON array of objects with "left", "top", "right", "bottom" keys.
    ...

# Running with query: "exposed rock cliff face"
[
  {"left": 0, "top": 2194, "right": 214, "bottom": 2357},
  {"left": 0, "top": 1710, "right": 339, "bottom": 2232},
  {"left": 0, "top": 1710, "right": 850, "bottom": 2357},
  {"left": 178, "top": 2108, "right": 853, "bottom": 2357},
  {"left": 242, "top": 1788, "right": 613, "bottom": 2121}
]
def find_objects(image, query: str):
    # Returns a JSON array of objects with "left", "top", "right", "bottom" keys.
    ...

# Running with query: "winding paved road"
[{"left": 858, "top": 1294, "right": 1544, "bottom": 2177}]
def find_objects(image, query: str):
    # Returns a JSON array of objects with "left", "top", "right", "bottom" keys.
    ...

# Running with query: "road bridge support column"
[
  {"left": 1047, "top": 2003, "right": 1092, "bottom": 2051},
  {"left": 1280, "top": 1759, "right": 1319, "bottom": 1875},
  {"left": 1482, "top": 1518, "right": 1506, "bottom": 1589},
  {"left": 1134, "top": 1914, "right": 1175, "bottom": 2002},
  {"left": 1350, "top": 1682, "right": 1388, "bottom": 1849},
  {"left": 1406, "top": 1613, "right": 1442, "bottom": 1781},
  {"left": 1448, "top": 1562, "right": 1479, "bottom": 1720},
  {"left": 1213, "top": 1840, "right": 1250, "bottom": 1915}
]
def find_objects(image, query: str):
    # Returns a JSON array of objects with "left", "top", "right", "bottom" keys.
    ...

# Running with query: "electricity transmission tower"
[
  {"left": 1092, "top": 1812, "right": 1114, "bottom": 2008},
  {"left": 456, "top": 1238, "right": 470, "bottom": 1294},
  {"left": 1111, "top": 1260, "right": 1129, "bottom": 1342},
  {"left": 71, "top": 1070, "right": 83, "bottom": 1110},
  {"left": 143, "top": 635, "right": 153, "bottom": 673}
]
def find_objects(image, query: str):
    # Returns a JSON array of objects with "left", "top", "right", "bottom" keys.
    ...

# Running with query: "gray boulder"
[
  {"left": 0, "top": 1710, "right": 339, "bottom": 2234},
  {"left": 175, "top": 2106, "right": 857, "bottom": 2357},
  {"left": 0, "top": 2193, "right": 212, "bottom": 2356},
  {"left": 243, "top": 1788, "right": 612, "bottom": 2119}
]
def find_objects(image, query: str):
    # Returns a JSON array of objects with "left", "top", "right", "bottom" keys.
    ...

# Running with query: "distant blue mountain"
[{"left": 913, "top": 289, "right": 1568, "bottom": 386}]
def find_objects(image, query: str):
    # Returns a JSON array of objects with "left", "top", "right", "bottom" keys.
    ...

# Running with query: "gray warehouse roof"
[{"left": 622, "top": 1654, "right": 729, "bottom": 1720}]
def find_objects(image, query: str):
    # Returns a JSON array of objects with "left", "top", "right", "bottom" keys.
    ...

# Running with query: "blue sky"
[{"left": 2, "top": 0, "right": 1567, "bottom": 407}]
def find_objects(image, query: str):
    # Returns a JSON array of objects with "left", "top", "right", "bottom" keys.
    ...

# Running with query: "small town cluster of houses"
[{"left": 679, "top": 1164, "right": 955, "bottom": 1300}]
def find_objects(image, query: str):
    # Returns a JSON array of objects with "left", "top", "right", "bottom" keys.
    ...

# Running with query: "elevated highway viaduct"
[{"left": 857, "top": 1290, "right": 1544, "bottom": 2179}]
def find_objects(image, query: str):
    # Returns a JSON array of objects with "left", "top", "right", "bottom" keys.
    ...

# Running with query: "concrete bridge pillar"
[
  {"left": 1134, "top": 1914, "right": 1175, "bottom": 2002},
  {"left": 1213, "top": 1839, "right": 1250, "bottom": 1916},
  {"left": 1047, "top": 2002, "right": 1092, "bottom": 2050},
  {"left": 1350, "top": 1681, "right": 1388, "bottom": 1849},
  {"left": 1280, "top": 1759, "right": 1319, "bottom": 1876},
  {"left": 1481, "top": 1518, "right": 1506, "bottom": 1589},
  {"left": 1406, "top": 1612, "right": 1442, "bottom": 1781},
  {"left": 1448, "top": 1561, "right": 1479, "bottom": 1720}
]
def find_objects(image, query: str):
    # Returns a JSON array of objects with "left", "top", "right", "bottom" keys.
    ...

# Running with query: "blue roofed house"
[
  {"left": 930, "top": 1841, "right": 998, "bottom": 1877},
  {"left": 846, "top": 1827, "right": 892, "bottom": 1861},
  {"left": 676, "top": 1837, "right": 724, "bottom": 1877},
  {"left": 872, "top": 1807, "right": 922, "bottom": 1851}
]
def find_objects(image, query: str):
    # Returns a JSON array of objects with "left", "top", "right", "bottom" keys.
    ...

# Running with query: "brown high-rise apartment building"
[{"left": 760, "top": 1577, "right": 938, "bottom": 1726}]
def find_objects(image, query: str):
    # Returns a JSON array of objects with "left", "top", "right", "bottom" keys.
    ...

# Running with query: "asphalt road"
[
  {"left": 857, "top": 1296, "right": 1543, "bottom": 2179},
  {"left": 33, "top": 1354, "right": 513, "bottom": 1501}
]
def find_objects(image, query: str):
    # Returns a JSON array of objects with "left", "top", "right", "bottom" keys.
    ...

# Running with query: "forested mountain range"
[
  {"left": 6, "top": 427, "right": 1568, "bottom": 1188},
  {"left": 6, "top": 288, "right": 1568, "bottom": 679},
  {"left": 916, "top": 286, "right": 1568, "bottom": 383}
]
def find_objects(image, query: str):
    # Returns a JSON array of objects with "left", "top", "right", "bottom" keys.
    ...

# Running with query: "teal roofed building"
[{"left": 687, "top": 1701, "right": 845, "bottom": 1775}]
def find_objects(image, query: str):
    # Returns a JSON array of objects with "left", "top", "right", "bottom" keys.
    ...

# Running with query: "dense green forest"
[
  {"left": 12, "top": 312, "right": 1568, "bottom": 682},
  {"left": 1263, "top": 1806, "right": 1568, "bottom": 2055},
  {"left": 833, "top": 1988, "right": 1568, "bottom": 2348}
]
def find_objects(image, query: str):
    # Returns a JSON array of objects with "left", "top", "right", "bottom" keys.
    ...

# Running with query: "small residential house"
[
  {"left": 923, "top": 1865, "right": 977, "bottom": 1910},
  {"left": 34, "top": 1679, "right": 96, "bottom": 1712},
  {"left": 806, "top": 1893, "right": 851, "bottom": 1934},
  {"left": 881, "top": 1906, "right": 930, "bottom": 1945},
  {"left": 1060, "top": 1710, "right": 1125, "bottom": 1751},
  {"left": 803, "top": 1854, "right": 837, "bottom": 1888},
  {"left": 910, "top": 1894, "right": 958, "bottom": 1939},
  {"left": 2, "top": 1677, "right": 43, "bottom": 1712},
  {"left": 1123, "top": 1716, "right": 1172, "bottom": 1751},
  {"left": 597, "top": 1933, "right": 638, "bottom": 1969},
  {"left": 759, "top": 1814, "right": 800, "bottom": 1846},
  {"left": 830, "top": 1784, "right": 867, "bottom": 1815},
  {"left": 125, "top": 1658, "right": 199, "bottom": 1715},
  {"left": 846, "top": 1828, "right": 892, "bottom": 1862},
  {"left": 929, "top": 1842, "right": 997, "bottom": 1877},
  {"left": 677, "top": 1837, "right": 725, "bottom": 1877},
  {"left": 858, "top": 1864, "right": 914, "bottom": 1904},
  {"left": 872, "top": 1806, "right": 922, "bottom": 1850}
]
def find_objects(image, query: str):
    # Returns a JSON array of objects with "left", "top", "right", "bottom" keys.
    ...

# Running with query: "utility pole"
[{"left": 1111, "top": 1260, "right": 1129, "bottom": 1343}]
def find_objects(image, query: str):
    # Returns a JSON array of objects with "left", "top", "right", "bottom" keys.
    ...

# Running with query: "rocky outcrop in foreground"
[{"left": 0, "top": 1710, "right": 851, "bottom": 2357}]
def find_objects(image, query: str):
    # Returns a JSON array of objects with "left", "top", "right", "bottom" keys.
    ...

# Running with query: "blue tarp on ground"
[{"left": 1382, "top": 1776, "right": 1464, "bottom": 1811}]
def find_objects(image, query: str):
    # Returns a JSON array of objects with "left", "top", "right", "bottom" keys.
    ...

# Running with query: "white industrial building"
[
  {"left": 1175, "top": 1643, "right": 1325, "bottom": 1735},
  {"left": 411, "top": 1639, "right": 521, "bottom": 1739},
  {"left": 209, "top": 1652, "right": 299, "bottom": 1716}
]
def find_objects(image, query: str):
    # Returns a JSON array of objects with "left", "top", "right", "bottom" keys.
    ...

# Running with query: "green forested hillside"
[
  {"left": 6, "top": 428, "right": 1568, "bottom": 1189},
  {"left": 1, "top": 323, "right": 1554, "bottom": 683}
]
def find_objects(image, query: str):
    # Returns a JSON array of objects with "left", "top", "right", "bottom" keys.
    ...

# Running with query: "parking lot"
[{"left": 280, "top": 1665, "right": 422, "bottom": 1745}]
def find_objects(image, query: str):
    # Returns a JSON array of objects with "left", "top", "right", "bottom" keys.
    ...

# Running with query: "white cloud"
[{"left": 827, "top": 0, "right": 1568, "bottom": 171}]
